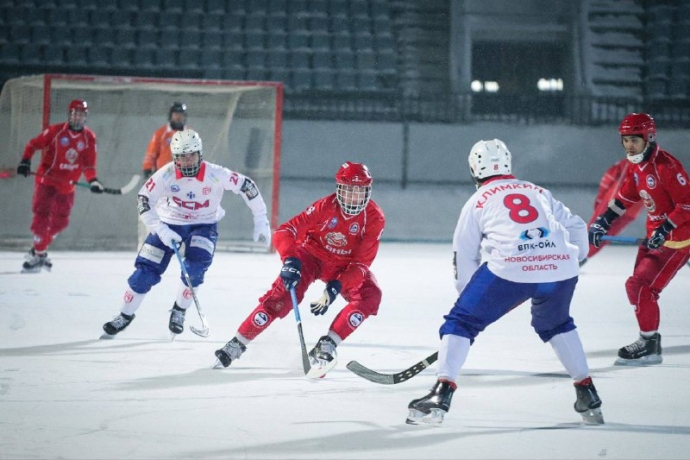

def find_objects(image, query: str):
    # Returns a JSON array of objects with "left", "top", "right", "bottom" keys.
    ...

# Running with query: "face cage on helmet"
[
  {"left": 173, "top": 151, "right": 203, "bottom": 177},
  {"left": 336, "top": 183, "right": 371, "bottom": 216},
  {"left": 68, "top": 110, "right": 87, "bottom": 131}
]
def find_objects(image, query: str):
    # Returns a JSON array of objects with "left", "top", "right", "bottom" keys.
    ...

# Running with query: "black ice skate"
[
  {"left": 21, "top": 248, "right": 52, "bottom": 273},
  {"left": 101, "top": 312, "right": 135, "bottom": 339},
  {"left": 307, "top": 335, "right": 338, "bottom": 379},
  {"left": 574, "top": 377, "right": 604, "bottom": 425},
  {"left": 213, "top": 337, "right": 247, "bottom": 368},
  {"left": 615, "top": 333, "right": 662, "bottom": 366},
  {"left": 168, "top": 303, "right": 186, "bottom": 335},
  {"left": 406, "top": 379, "right": 456, "bottom": 425}
]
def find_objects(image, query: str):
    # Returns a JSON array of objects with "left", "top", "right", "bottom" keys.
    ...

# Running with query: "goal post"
[{"left": 0, "top": 74, "right": 283, "bottom": 252}]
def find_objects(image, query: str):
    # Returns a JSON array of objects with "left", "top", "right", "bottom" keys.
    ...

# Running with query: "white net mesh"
[{"left": 0, "top": 74, "right": 282, "bottom": 251}]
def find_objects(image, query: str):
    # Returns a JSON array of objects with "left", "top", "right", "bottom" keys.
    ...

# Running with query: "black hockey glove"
[
  {"left": 89, "top": 178, "right": 104, "bottom": 194},
  {"left": 310, "top": 280, "right": 342, "bottom": 316},
  {"left": 17, "top": 159, "right": 30, "bottom": 177},
  {"left": 280, "top": 257, "right": 302, "bottom": 289},
  {"left": 588, "top": 207, "right": 620, "bottom": 248},
  {"left": 143, "top": 169, "right": 153, "bottom": 179},
  {"left": 646, "top": 220, "right": 675, "bottom": 250}
]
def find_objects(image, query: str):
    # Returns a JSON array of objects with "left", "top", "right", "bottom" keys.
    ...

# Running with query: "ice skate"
[
  {"left": 574, "top": 377, "right": 604, "bottom": 425},
  {"left": 21, "top": 248, "right": 52, "bottom": 273},
  {"left": 307, "top": 335, "right": 338, "bottom": 379},
  {"left": 213, "top": 337, "right": 246, "bottom": 368},
  {"left": 614, "top": 333, "right": 662, "bottom": 366},
  {"left": 101, "top": 312, "right": 135, "bottom": 339},
  {"left": 406, "top": 379, "right": 456, "bottom": 425},
  {"left": 168, "top": 303, "right": 186, "bottom": 335}
]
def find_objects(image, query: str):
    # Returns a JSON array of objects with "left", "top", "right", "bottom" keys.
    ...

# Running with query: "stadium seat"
[
  {"left": 88, "top": 47, "right": 111, "bottom": 67},
  {"left": 223, "top": 30, "right": 244, "bottom": 50},
  {"left": 110, "top": 47, "right": 131, "bottom": 67},
  {"left": 333, "top": 50, "right": 355, "bottom": 70},
  {"left": 223, "top": 67, "right": 246, "bottom": 81},
  {"left": 310, "top": 16, "right": 329, "bottom": 33},
  {"left": 356, "top": 51, "right": 376, "bottom": 71},
  {"left": 202, "top": 30, "right": 223, "bottom": 50},
  {"left": 118, "top": 0, "right": 138, "bottom": 12},
  {"left": 354, "top": 33, "right": 374, "bottom": 51},
  {"left": 335, "top": 70, "right": 357, "bottom": 90},
  {"left": 115, "top": 28, "right": 137, "bottom": 48},
  {"left": 312, "top": 50, "right": 334, "bottom": 70},
  {"left": 287, "top": 0, "right": 308, "bottom": 16},
  {"left": 159, "top": 11, "right": 179, "bottom": 30},
  {"left": 330, "top": 0, "right": 348, "bottom": 18},
  {"left": 292, "top": 68, "right": 313, "bottom": 90},
  {"left": 95, "top": 28, "right": 115, "bottom": 47},
  {"left": 246, "top": 50, "right": 267, "bottom": 69},
  {"left": 313, "top": 69, "right": 334, "bottom": 89},
  {"left": 20, "top": 43, "right": 41, "bottom": 64},
  {"left": 668, "top": 78, "right": 688, "bottom": 99},
  {"left": 247, "top": 68, "right": 268, "bottom": 81},
  {"left": 200, "top": 49, "right": 222, "bottom": 69},
  {"left": 201, "top": 15, "right": 221, "bottom": 31},
  {"left": 222, "top": 49, "right": 244, "bottom": 68},
  {"left": 246, "top": 15, "right": 266, "bottom": 33},
  {"left": 47, "top": 8, "right": 67, "bottom": 26},
  {"left": 10, "top": 25, "right": 30, "bottom": 45},
  {"left": 644, "top": 77, "right": 667, "bottom": 99},
  {"left": 245, "top": 31, "right": 266, "bottom": 50},
  {"left": 206, "top": 0, "right": 226, "bottom": 14},
  {"left": 288, "top": 15, "right": 309, "bottom": 33},
  {"left": 183, "top": 0, "right": 204, "bottom": 13},
  {"left": 267, "top": 49, "right": 289, "bottom": 68},
  {"left": 163, "top": 0, "right": 183, "bottom": 12},
  {"left": 50, "top": 27, "right": 71, "bottom": 46},
  {"left": 42, "top": 44, "right": 64, "bottom": 65},
  {"left": 311, "top": 32, "right": 331, "bottom": 51},
  {"left": 223, "top": 14, "right": 243, "bottom": 32},
  {"left": 269, "top": 0, "right": 288, "bottom": 14},
  {"left": 140, "top": 0, "right": 161, "bottom": 12},
  {"left": 332, "top": 32, "right": 352, "bottom": 51},
  {"left": 68, "top": 9, "right": 89, "bottom": 26},
  {"left": 268, "top": 68, "right": 291, "bottom": 85},
  {"left": 330, "top": 17, "right": 350, "bottom": 34},
  {"left": 0, "top": 44, "right": 20, "bottom": 64},
  {"left": 290, "top": 49, "right": 311, "bottom": 69},
  {"left": 268, "top": 31, "right": 288, "bottom": 50},
  {"left": 350, "top": 0, "right": 369, "bottom": 18},
  {"left": 153, "top": 48, "right": 176, "bottom": 69},
  {"left": 288, "top": 32, "right": 309, "bottom": 50},
  {"left": 268, "top": 15, "right": 287, "bottom": 32},
  {"left": 89, "top": 10, "right": 110, "bottom": 28},
  {"left": 136, "top": 29, "right": 157, "bottom": 48},
  {"left": 72, "top": 26, "right": 92, "bottom": 46},
  {"left": 179, "top": 30, "right": 202, "bottom": 49},
  {"left": 178, "top": 48, "right": 200, "bottom": 69},
  {"left": 159, "top": 29, "right": 180, "bottom": 49},
  {"left": 66, "top": 46, "right": 88, "bottom": 66},
  {"left": 357, "top": 71, "right": 379, "bottom": 90},
  {"left": 30, "top": 25, "right": 50, "bottom": 45},
  {"left": 110, "top": 10, "right": 131, "bottom": 28}
]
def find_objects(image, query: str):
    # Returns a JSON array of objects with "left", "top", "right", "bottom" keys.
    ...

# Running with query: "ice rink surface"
[{"left": 1, "top": 243, "right": 690, "bottom": 459}]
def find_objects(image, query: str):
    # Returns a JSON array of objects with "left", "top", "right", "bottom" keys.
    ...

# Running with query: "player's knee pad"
[
  {"left": 129, "top": 244, "right": 170, "bottom": 293},
  {"left": 183, "top": 235, "right": 215, "bottom": 286},
  {"left": 535, "top": 320, "right": 575, "bottom": 343}
]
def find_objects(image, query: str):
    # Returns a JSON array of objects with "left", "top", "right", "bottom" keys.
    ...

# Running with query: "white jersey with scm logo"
[
  {"left": 453, "top": 176, "right": 588, "bottom": 294},
  {"left": 138, "top": 161, "right": 267, "bottom": 229}
]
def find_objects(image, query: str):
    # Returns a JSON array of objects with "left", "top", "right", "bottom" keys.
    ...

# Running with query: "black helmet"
[{"left": 169, "top": 102, "right": 187, "bottom": 130}]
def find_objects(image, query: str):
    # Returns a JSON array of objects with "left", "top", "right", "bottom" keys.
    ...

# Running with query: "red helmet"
[
  {"left": 68, "top": 99, "right": 88, "bottom": 113},
  {"left": 335, "top": 161, "right": 373, "bottom": 186},
  {"left": 335, "top": 162, "right": 372, "bottom": 216},
  {"left": 619, "top": 113, "right": 656, "bottom": 143}
]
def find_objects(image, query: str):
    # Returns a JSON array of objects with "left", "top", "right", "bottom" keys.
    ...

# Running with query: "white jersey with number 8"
[{"left": 453, "top": 177, "right": 588, "bottom": 294}]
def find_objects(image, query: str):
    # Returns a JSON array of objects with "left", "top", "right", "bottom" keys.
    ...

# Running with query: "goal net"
[{"left": 0, "top": 74, "right": 282, "bottom": 252}]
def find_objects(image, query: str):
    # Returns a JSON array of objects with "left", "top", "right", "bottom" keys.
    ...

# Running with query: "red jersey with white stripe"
[
  {"left": 22, "top": 122, "right": 98, "bottom": 194},
  {"left": 617, "top": 146, "right": 690, "bottom": 241},
  {"left": 274, "top": 193, "right": 385, "bottom": 285}
]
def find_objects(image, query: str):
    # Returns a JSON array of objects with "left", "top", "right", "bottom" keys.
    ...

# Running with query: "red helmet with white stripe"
[{"left": 68, "top": 99, "right": 88, "bottom": 131}]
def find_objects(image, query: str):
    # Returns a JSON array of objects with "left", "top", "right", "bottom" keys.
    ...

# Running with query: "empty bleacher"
[{"left": 0, "top": 0, "right": 399, "bottom": 94}]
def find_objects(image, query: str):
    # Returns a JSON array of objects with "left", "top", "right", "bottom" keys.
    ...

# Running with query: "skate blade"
[
  {"left": 170, "top": 332, "right": 178, "bottom": 342},
  {"left": 100, "top": 333, "right": 115, "bottom": 340},
  {"left": 211, "top": 359, "right": 226, "bottom": 369},
  {"left": 614, "top": 355, "right": 663, "bottom": 366},
  {"left": 406, "top": 408, "right": 446, "bottom": 425},
  {"left": 306, "top": 357, "right": 337, "bottom": 379},
  {"left": 580, "top": 407, "right": 605, "bottom": 425},
  {"left": 21, "top": 267, "right": 41, "bottom": 274}
]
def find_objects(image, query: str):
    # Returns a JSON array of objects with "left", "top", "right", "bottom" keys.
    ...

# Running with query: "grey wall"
[{"left": 2, "top": 119, "right": 688, "bottom": 250}]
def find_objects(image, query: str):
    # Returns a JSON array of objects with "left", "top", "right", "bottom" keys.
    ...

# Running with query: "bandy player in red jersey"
[
  {"left": 214, "top": 161, "right": 386, "bottom": 377},
  {"left": 16, "top": 99, "right": 104, "bottom": 273},
  {"left": 589, "top": 113, "right": 690, "bottom": 365}
]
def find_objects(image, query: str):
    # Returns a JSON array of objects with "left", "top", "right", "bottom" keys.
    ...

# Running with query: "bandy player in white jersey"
[
  {"left": 406, "top": 139, "right": 604, "bottom": 426},
  {"left": 101, "top": 129, "right": 271, "bottom": 338}
]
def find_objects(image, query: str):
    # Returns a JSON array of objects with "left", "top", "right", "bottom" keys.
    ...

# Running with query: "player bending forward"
[
  {"left": 407, "top": 139, "right": 604, "bottom": 426},
  {"left": 101, "top": 129, "right": 271, "bottom": 338},
  {"left": 214, "top": 161, "right": 385, "bottom": 378}
]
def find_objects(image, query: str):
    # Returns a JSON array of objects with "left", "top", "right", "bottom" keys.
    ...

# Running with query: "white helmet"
[
  {"left": 171, "top": 129, "right": 203, "bottom": 177},
  {"left": 468, "top": 139, "right": 511, "bottom": 185}
]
